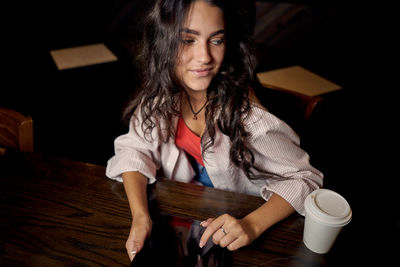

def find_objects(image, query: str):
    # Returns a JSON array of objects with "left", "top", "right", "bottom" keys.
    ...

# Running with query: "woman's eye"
[
  {"left": 180, "top": 39, "right": 195, "bottom": 45},
  {"left": 210, "top": 39, "right": 225, "bottom": 46}
]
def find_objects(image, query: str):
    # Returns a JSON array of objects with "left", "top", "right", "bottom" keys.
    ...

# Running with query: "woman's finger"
[
  {"left": 126, "top": 217, "right": 152, "bottom": 261},
  {"left": 199, "top": 215, "right": 228, "bottom": 248},
  {"left": 219, "top": 230, "right": 239, "bottom": 248},
  {"left": 226, "top": 235, "right": 248, "bottom": 251},
  {"left": 126, "top": 236, "right": 145, "bottom": 261},
  {"left": 126, "top": 239, "right": 144, "bottom": 261},
  {"left": 200, "top": 218, "right": 214, "bottom": 227},
  {"left": 200, "top": 215, "right": 255, "bottom": 251},
  {"left": 129, "top": 250, "right": 136, "bottom": 262},
  {"left": 211, "top": 226, "right": 227, "bottom": 245}
]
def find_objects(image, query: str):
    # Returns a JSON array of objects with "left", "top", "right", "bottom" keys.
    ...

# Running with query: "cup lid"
[{"left": 305, "top": 189, "right": 352, "bottom": 226}]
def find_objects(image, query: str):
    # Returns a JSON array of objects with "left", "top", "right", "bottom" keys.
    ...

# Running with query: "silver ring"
[{"left": 221, "top": 227, "right": 227, "bottom": 235}]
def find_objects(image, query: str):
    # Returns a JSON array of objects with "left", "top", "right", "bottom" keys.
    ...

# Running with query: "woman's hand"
[
  {"left": 199, "top": 214, "right": 258, "bottom": 251},
  {"left": 122, "top": 171, "right": 152, "bottom": 261},
  {"left": 126, "top": 213, "right": 152, "bottom": 261},
  {"left": 199, "top": 194, "right": 295, "bottom": 251}
]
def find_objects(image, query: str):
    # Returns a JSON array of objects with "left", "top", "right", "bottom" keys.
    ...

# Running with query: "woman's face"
[{"left": 175, "top": 0, "right": 226, "bottom": 93}]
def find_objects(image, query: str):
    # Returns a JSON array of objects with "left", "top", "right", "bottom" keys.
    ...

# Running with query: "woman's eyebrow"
[
  {"left": 180, "top": 28, "right": 225, "bottom": 37},
  {"left": 209, "top": 29, "right": 225, "bottom": 38}
]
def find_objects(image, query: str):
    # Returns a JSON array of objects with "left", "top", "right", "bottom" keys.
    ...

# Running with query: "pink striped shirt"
[{"left": 106, "top": 102, "right": 323, "bottom": 215}]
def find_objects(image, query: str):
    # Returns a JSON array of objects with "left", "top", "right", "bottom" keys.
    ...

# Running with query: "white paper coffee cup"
[{"left": 303, "top": 189, "right": 352, "bottom": 254}]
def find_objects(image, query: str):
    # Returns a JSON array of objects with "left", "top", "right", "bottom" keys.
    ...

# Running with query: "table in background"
[{"left": 1, "top": 151, "right": 355, "bottom": 266}]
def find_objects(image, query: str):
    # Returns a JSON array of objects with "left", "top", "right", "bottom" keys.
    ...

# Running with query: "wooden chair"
[
  {"left": 252, "top": 77, "right": 324, "bottom": 137},
  {"left": 0, "top": 108, "right": 34, "bottom": 152}
]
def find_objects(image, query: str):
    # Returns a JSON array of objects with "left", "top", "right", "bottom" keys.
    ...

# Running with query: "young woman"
[{"left": 106, "top": 0, "right": 323, "bottom": 261}]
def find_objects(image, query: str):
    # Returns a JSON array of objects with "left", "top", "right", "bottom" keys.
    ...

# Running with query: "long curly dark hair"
[{"left": 124, "top": 0, "right": 257, "bottom": 177}]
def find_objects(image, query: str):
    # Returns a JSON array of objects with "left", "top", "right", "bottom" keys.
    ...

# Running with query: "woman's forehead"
[{"left": 182, "top": 0, "right": 225, "bottom": 33}]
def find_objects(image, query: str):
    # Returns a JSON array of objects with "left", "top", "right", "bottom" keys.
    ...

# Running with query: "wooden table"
[{"left": 0, "top": 151, "right": 382, "bottom": 266}]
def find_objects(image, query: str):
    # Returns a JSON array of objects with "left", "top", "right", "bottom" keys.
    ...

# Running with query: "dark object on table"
[{"left": 130, "top": 213, "right": 230, "bottom": 267}]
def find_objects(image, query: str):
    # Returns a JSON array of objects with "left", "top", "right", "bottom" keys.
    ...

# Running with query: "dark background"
[
  {"left": 2, "top": 0, "right": 376, "bottom": 165},
  {"left": 1, "top": 1, "right": 396, "bottom": 264}
]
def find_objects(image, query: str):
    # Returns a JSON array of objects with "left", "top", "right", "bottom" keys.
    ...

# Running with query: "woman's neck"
[
  {"left": 184, "top": 90, "right": 207, "bottom": 111},
  {"left": 181, "top": 90, "right": 207, "bottom": 134}
]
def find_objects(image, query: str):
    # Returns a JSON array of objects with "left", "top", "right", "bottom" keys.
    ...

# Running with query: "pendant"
[{"left": 193, "top": 114, "right": 198, "bottom": 120}]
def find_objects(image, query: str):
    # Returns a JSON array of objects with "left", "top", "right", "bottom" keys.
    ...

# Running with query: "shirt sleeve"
[
  {"left": 247, "top": 105, "right": 323, "bottom": 215},
  {"left": 106, "top": 110, "right": 161, "bottom": 184}
]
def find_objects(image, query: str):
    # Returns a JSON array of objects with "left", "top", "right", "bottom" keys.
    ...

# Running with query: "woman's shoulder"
[
  {"left": 247, "top": 101, "right": 282, "bottom": 127},
  {"left": 246, "top": 101, "right": 299, "bottom": 139}
]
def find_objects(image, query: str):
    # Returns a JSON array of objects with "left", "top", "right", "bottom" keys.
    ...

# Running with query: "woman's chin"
[{"left": 183, "top": 80, "right": 213, "bottom": 92}]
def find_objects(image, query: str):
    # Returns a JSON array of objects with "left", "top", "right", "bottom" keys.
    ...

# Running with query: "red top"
[{"left": 175, "top": 117, "right": 204, "bottom": 166}]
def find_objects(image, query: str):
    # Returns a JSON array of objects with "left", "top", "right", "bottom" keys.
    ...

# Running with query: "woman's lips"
[{"left": 190, "top": 68, "right": 212, "bottom": 77}]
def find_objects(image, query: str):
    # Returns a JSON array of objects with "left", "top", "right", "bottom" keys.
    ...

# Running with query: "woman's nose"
[{"left": 195, "top": 42, "right": 212, "bottom": 64}]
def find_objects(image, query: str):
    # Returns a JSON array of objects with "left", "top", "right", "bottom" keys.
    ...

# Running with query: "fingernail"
[{"left": 199, "top": 241, "right": 204, "bottom": 248}]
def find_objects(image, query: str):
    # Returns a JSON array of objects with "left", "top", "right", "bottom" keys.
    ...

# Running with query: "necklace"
[{"left": 186, "top": 92, "right": 207, "bottom": 120}]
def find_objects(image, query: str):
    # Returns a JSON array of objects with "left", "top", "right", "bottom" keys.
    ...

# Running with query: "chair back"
[
  {"left": 252, "top": 77, "right": 323, "bottom": 137},
  {"left": 0, "top": 108, "right": 33, "bottom": 152}
]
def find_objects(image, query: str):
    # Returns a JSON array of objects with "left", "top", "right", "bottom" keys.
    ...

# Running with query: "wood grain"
[
  {"left": 0, "top": 108, "right": 33, "bottom": 152},
  {"left": 0, "top": 153, "right": 130, "bottom": 266},
  {"left": 0, "top": 153, "right": 328, "bottom": 266}
]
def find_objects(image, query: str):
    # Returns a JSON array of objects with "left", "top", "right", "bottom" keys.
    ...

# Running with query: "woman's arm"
[
  {"left": 122, "top": 171, "right": 152, "bottom": 261},
  {"left": 199, "top": 193, "right": 294, "bottom": 250}
]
